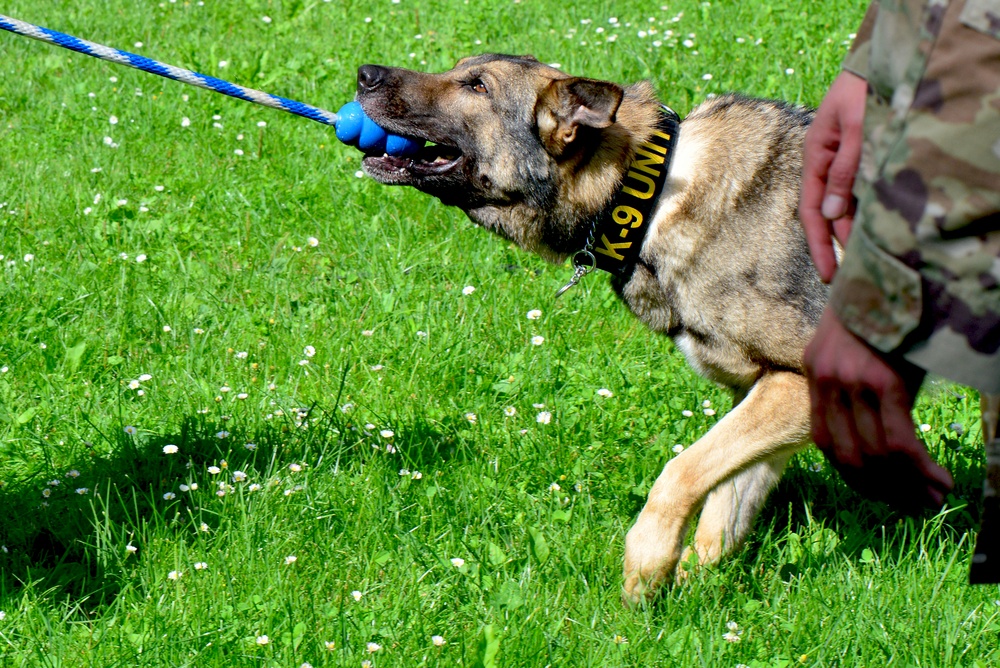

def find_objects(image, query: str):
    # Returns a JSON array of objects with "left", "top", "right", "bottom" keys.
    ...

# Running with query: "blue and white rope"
[{"left": 0, "top": 13, "right": 339, "bottom": 126}]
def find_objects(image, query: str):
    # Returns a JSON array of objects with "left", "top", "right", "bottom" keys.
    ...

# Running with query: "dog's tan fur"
[{"left": 357, "top": 55, "right": 827, "bottom": 603}]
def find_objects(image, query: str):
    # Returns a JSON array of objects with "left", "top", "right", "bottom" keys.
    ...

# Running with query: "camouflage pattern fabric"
[{"left": 829, "top": 0, "right": 1000, "bottom": 393}]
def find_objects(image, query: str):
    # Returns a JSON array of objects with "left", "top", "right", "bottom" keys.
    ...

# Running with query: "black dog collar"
[{"left": 556, "top": 105, "right": 680, "bottom": 297}]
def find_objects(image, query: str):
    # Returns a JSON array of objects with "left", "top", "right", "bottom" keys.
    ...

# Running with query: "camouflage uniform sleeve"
[
  {"left": 828, "top": 0, "right": 1000, "bottom": 394},
  {"left": 842, "top": 1, "right": 880, "bottom": 79}
]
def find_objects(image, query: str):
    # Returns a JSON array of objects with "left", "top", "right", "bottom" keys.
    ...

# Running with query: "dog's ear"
[{"left": 536, "top": 77, "right": 623, "bottom": 157}]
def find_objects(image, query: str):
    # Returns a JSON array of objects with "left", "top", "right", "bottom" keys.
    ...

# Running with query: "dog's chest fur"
[{"left": 610, "top": 95, "right": 828, "bottom": 392}]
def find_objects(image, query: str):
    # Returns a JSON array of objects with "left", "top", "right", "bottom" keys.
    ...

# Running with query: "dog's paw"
[{"left": 621, "top": 517, "right": 682, "bottom": 606}]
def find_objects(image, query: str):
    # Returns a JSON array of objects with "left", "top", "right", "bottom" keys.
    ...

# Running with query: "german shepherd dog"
[{"left": 355, "top": 54, "right": 827, "bottom": 603}]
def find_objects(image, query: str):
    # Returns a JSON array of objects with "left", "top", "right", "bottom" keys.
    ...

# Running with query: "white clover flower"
[
  {"left": 416, "top": 330, "right": 428, "bottom": 338},
  {"left": 163, "top": 444, "right": 179, "bottom": 454},
  {"left": 256, "top": 635, "right": 270, "bottom": 645},
  {"left": 245, "top": 442, "right": 257, "bottom": 450},
  {"left": 307, "top": 236, "right": 319, "bottom": 247},
  {"left": 163, "top": 492, "right": 176, "bottom": 500},
  {"left": 138, "top": 373, "right": 152, "bottom": 381},
  {"left": 194, "top": 562, "right": 207, "bottom": 570},
  {"left": 261, "top": 16, "right": 272, "bottom": 23},
  {"left": 462, "top": 285, "right": 476, "bottom": 295},
  {"left": 549, "top": 482, "right": 561, "bottom": 491},
  {"left": 193, "top": 327, "right": 205, "bottom": 334},
  {"left": 128, "top": 379, "right": 141, "bottom": 390},
  {"left": 504, "top": 406, "right": 516, "bottom": 417},
  {"left": 682, "top": 409, "right": 694, "bottom": 417},
  {"left": 257, "top": 121, "right": 267, "bottom": 128},
  {"left": 200, "top": 522, "right": 210, "bottom": 532},
  {"left": 366, "top": 642, "right": 381, "bottom": 653},
  {"left": 126, "top": 543, "right": 137, "bottom": 554},
  {"left": 181, "top": 117, "right": 191, "bottom": 127},
  {"left": 412, "top": 471, "right": 422, "bottom": 480},
  {"left": 124, "top": 425, "right": 137, "bottom": 435},
  {"left": 162, "top": 325, "right": 171, "bottom": 332},
  {"left": 597, "top": 388, "right": 613, "bottom": 398},
  {"left": 919, "top": 423, "right": 932, "bottom": 433},
  {"left": 304, "top": 345, "right": 316, "bottom": 358},
  {"left": 352, "top": 590, "right": 363, "bottom": 601},
  {"left": 208, "top": 466, "right": 222, "bottom": 475},
  {"left": 232, "top": 471, "right": 247, "bottom": 482},
  {"left": 298, "top": 359, "right": 309, "bottom": 366},
  {"left": 168, "top": 570, "right": 181, "bottom": 580},
  {"left": 362, "top": 329, "right": 373, "bottom": 337},
  {"left": 432, "top": 635, "right": 446, "bottom": 646},
  {"left": 370, "top": 364, "right": 383, "bottom": 371},
  {"left": 531, "top": 335, "right": 545, "bottom": 346},
  {"left": 450, "top": 557, "right": 465, "bottom": 568},
  {"left": 536, "top": 411, "right": 552, "bottom": 424},
  {"left": 613, "top": 634, "right": 628, "bottom": 644},
  {"left": 289, "top": 463, "right": 302, "bottom": 472},
  {"left": 235, "top": 351, "right": 248, "bottom": 359},
  {"left": 42, "top": 488, "right": 51, "bottom": 498},
  {"left": 109, "top": 115, "right": 118, "bottom": 125},
  {"left": 233, "top": 149, "right": 243, "bottom": 156},
  {"left": 702, "top": 73, "right": 713, "bottom": 80},
  {"left": 465, "top": 412, "right": 477, "bottom": 424},
  {"left": 248, "top": 483, "right": 261, "bottom": 492},
  {"left": 67, "top": 470, "right": 80, "bottom": 478},
  {"left": 704, "top": 408, "right": 716, "bottom": 416},
  {"left": 380, "top": 429, "right": 394, "bottom": 439},
  {"left": 216, "top": 431, "right": 229, "bottom": 439},
  {"left": 526, "top": 309, "right": 542, "bottom": 320},
  {"left": 284, "top": 555, "right": 297, "bottom": 565},
  {"left": 672, "top": 444, "right": 685, "bottom": 454},
  {"left": 179, "top": 484, "right": 190, "bottom": 492}
]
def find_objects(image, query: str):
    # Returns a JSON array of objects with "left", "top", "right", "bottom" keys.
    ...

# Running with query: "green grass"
[{"left": 1, "top": 0, "right": 998, "bottom": 666}]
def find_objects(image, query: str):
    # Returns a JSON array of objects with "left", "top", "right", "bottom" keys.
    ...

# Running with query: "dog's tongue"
[{"left": 334, "top": 101, "right": 424, "bottom": 157}]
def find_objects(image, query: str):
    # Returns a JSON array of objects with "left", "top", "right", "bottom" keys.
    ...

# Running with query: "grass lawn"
[{"left": 1, "top": 0, "right": 998, "bottom": 666}]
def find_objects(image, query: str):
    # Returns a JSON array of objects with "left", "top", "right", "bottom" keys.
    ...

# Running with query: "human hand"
[
  {"left": 804, "top": 308, "right": 954, "bottom": 511},
  {"left": 800, "top": 70, "right": 868, "bottom": 283}
]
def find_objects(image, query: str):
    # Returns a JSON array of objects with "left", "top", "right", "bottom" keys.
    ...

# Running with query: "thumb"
[{"left": 820, "top": 125, "right": 863, "bottom": 222}]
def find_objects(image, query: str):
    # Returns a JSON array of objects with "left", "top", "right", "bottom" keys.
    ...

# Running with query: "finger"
[
  {"left": 800, "top": 177, "right": 839, "bottom": 282},
  {"left": 824, "top": 387, "right": 865, "bottom": 469},
  {"left": 851, "top": 386, "right": 886, "bottom": 458},
  {"left": 800, "top": 129, "right": 839, "bottom": 282},
  {"left": 819, "top": 104, "right": 864, "bottom": 224}
]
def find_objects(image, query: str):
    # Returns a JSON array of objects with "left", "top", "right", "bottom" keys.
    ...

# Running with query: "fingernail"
[{"left": 822, "top": 194, "right": 846, "bottom": 220}]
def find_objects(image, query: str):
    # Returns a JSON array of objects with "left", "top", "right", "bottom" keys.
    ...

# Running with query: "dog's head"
[{"left": 356, "top": 54, "right": 657, "bottom": 261}]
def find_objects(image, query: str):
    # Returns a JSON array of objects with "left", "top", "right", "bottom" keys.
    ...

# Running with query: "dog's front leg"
[{"left": 622, "top": 370, "right": 811, "bottom": 604}]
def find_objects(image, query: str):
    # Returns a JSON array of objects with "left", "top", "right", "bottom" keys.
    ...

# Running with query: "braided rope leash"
[{"left": 0, "top": 13, "right": 422, "bottom": 156}]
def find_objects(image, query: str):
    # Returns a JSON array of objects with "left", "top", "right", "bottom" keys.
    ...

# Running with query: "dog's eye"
[{"left": 468, "top": 78, "right": 488, "bottom": 94}]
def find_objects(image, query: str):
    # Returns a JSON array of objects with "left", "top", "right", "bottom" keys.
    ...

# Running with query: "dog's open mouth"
[{"left": 362, "top": 142, "right": 464, "bottom": 183}]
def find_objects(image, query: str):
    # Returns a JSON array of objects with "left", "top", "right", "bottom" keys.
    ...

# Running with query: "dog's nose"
[{"left": 357, "top": 65, "right": 387, "bottom": 93}]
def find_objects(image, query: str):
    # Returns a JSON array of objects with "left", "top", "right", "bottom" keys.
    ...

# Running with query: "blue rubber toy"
[{"left": 335, "top": 101, "right": 422, "bottom": 157}]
